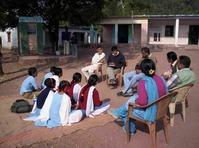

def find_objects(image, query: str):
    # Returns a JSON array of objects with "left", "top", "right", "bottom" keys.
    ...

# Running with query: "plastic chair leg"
[
  {"left": 169, "top": 103, "right": 176, "bottom": 126},
  {"left": 182, "top": 101, "right": 186, "bottom": 122}
]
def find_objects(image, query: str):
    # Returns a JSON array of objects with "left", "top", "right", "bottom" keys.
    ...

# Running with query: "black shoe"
[
  {"left": 109, "top": 79, "right": 117, "bottom": 85},
  {"left": 117, "top": 91, "right": 124, "bottom": 96},
  {"left": 111, "top": 85, "right": 117, "bottom": 89},
  {"left": 122, "top": 91, "right": 134, "bottom": 97},
  {"left": 112, "top": 79, "right": 117, "bottom": 85}
]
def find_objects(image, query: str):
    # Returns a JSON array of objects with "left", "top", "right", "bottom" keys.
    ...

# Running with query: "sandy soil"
[{"left": 0, "top": 47, "right": 199, "bottom": 148}]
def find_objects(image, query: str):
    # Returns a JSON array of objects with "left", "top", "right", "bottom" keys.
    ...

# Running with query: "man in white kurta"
[{"left": 81, "top": 45, "right": 105, "bottom": 79}]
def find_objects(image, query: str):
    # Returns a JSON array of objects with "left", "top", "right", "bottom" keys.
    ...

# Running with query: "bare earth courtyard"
[{"left": 0, "top": 47, "right": 199, "bottom": 148}]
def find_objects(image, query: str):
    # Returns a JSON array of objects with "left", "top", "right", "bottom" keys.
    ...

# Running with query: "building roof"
[
  {"left": 101, "top": 14, "right": 199, "bottom": 24},
  {"left": 104, "top": 14, "right": 199, "bottom": 19}
]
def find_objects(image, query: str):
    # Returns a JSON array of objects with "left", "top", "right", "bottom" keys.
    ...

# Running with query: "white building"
[
  {"left": 101, "top": 15, "right": 199, "bottom": 47},
  {"left": 0, "top": 28, "right": 18, "bottom": 49}
]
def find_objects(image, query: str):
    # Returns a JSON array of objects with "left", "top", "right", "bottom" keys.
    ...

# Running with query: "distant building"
[
  {"left": 1, "top": 16, "right": 101, "bottom": 56},
  {"left": 58, "top": 25, "right": 100, "bottom": 46},
  {"left": 18, "top": 16, "right": 45, "bottom": 55},
  {"left": 101, "top": 15, "right": 199, "bottom": 47},
  {"left": 0, "top": 28, "right": 18, "bottom": 49}
]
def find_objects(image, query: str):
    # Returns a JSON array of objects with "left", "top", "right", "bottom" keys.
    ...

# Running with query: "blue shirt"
[{"left": 20, "top": 76, "right": 37, "bottom": 95}]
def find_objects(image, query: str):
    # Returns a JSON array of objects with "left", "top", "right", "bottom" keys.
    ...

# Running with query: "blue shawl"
[{"left": 142, "top": 76, "right": 159, "bottom": 122}]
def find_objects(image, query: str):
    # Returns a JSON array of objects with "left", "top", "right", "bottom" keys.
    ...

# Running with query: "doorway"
[
  {"left": 118, "top": 25, "right": 128, "bottom": 43},
  {"left": 189, "top": 25, "right": 199, "bottom": 45}
]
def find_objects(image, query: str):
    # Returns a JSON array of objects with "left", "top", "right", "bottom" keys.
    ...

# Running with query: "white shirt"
[
  {"left": 41, "top": 72, "right": 54, "bottom": 88},
  {"left": 51, "top": 75, "right": 60, "bottom": 90},
  {"left": 91, "top": 52, "right": 105, "bottom": 65}
]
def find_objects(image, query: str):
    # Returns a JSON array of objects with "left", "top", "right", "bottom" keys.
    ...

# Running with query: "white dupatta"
[
  {"left": 85, "top": 86, "right": 110, "bottom": 118},
  {"left": 37, "top": 92, "right": 71, "bottom": 126},
  {"left": 86, "top": 86, "right": 95, "bottom": 117},
  {"left": 73, "top": 83, "right": 81, "bottom": 102},
  {"left": 59, "top": 93, "right": 71, "bottom": 126},
  {"left": 36, "top": 90, "right": 55, "bottom": 122}
]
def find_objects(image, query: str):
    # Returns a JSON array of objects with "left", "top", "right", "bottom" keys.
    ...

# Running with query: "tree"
[
  {"left": 102, "top": 0, "right": 199, "bottom": 16},
  {"left": 38, "top": 0, "right": 104, "bottom": 51},
  {"left": 102, "top": 0, "right": 151, "bottom": 16},
  {"left": 0, "top": 0, "right": 104, "bottom": 53}
]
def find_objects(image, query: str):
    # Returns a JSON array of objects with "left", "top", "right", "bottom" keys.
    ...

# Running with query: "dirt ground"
[{"left": 0, "top": 47, "right": 199, "bottom": 148}]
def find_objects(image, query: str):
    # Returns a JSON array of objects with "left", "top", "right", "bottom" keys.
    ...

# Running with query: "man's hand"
[{"left": 108, "top": 62, "right": 115, "bottom": 67}]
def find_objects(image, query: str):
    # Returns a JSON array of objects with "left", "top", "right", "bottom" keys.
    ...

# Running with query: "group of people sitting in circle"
[
  {"left": 21, "top": 66, "right": 110, "bottom": 128},
  {"left": 20, "top": 45, "right": 196, "bottom": 135}
]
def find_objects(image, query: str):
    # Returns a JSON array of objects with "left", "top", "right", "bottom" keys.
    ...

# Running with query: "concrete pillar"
[
  {"left": 43, "top": 30, "right": 45, "bottom": 46},
  {"left": 128, "top": 24, "right": 132, "bottom": 44},
  {"left": 58, "top": 29, "right": 62, "bottom": 46},
  {"left": 141, "top": 20, "right": 148, "bottom": 47},
  {"left": 132, "top": 24, "right": 134, "bottom": 44},
  {"left": 114, "top": 24, "right": 118, "bottom": 44},
  {"left": 175, "top": 18, "right": 179, "bottom": 46},
  {"left": 84, "top": 32, "right": 88, "bottom": 44}
]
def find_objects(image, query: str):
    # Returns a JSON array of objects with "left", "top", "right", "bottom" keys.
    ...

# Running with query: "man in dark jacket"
[{"left": 107, "top": 46, "right": 126, "bottom": 85}]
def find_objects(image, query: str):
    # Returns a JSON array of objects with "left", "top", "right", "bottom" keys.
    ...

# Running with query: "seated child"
[
  {"left": 35, "top": 80, "right": 72, "bottom": 128},
  {"left": 51, "top": 67, "right": 63, "bottom": 90},
  {"left": 70, "top": 72, "right": 82, "bottom": 105},
  {"left": 77, "top": 74, "right": 110, "bottom": 117},
  {"left": 20, "top": 67, "right": 39, "bottom": 99},
  {"left": 36, "top": 78, "right": 56, "bottom": 109},
  {"left": 23, "top": 78, "right": 56, "bottom": 120},
  {"left": 41, "top": 66, "right": 56, "bottom": 89}
]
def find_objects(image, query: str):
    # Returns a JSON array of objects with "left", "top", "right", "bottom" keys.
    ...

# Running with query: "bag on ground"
[{"left": 10, "top": 99, "right": 32, "bottom": 113}]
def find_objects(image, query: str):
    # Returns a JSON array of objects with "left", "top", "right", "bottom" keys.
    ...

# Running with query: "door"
[
  {"left": 118, "top": 25, "right": 128, "bottom": 43},
  {"left": 189, "top": 25, "right": 199, "bottom": 45},
  {"left": 28, "top": 23, "right": 37, "bottom": 54}
]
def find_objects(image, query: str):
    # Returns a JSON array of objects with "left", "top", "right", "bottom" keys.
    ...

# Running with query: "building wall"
[
  {"left": 133, "top": 24, "right": 141, "bottom": 44},
  {"left": 149, "top": 19, "right": 176, "bottom": 45},
  {"left": 148, "top": 19, "right": 199, "bottom": 45},
  {"left": 102, "top": 17, "right": 199, "bottom": 46},
  {"left": 179, "top": 19, "right": 199, "bottom": 45},
  {"left": 0, "top": 28, "right": 18, "bottom": 49},
  {"left": 102, "top": 18, "right": 149, "bottom": 46},
  {"left": 102, "top": 25, "right": 113, "bottom": 44},
  {"left": 141, "top": 19, "right": 148, "bottom": 46},
  {"left": 178, "top": 25, "right": 189, "bottom": 45}
]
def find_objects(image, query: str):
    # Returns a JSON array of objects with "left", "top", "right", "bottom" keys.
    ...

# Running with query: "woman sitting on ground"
[
  {"left": 36, "top": 78, "right": 56, "bottom": 110},
  {"left": 77, "top": 74, "right": 110, "bottom": 117},
  {"left": 23, "top": 78, "right": 56, "bottom": 121},
  {"left": 64, "top": 72, "right": 82, "bottom": 107},
  {"left": 35, "top": 80, "right": 72, "bottom": 128}
]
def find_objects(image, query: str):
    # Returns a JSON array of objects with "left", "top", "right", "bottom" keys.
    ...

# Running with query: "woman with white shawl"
[
  {"left": 35, "top": 80, "right": 71, "bottom": 128},
  {"left": 69, "top": 72, "right": 82, "bottom": 105},
  {"left": 77, "top": 74, "right": 110, "bottom": 118}
]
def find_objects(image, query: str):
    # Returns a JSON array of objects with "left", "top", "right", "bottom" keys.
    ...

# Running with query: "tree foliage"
[
  {"left": 0, "top": 0, "right": 104, "bottom": 50},
  {"left": 103, "top": 0, "right": 199, "bottom": 16}
]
